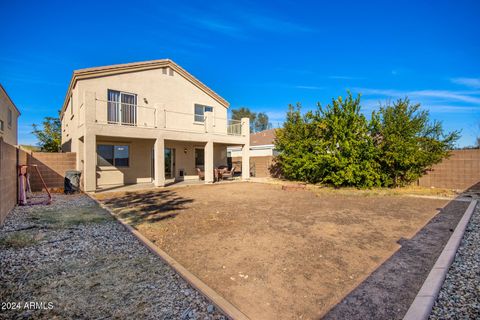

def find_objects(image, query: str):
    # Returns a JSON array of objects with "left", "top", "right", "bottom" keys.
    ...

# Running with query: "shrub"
[
  {"left": 274, "top": 93, "right": 459, "bottom": 188},
  {"left": 371, "top": 98, "right": 459, "bottom": 187}
]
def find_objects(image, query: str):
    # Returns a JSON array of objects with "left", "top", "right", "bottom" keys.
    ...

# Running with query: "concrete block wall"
[
  {"left": 418, "top": 149, "right": 480, "bottom": 190},
  {"left": 0, "top": 138, "right": 17, "bottom": 225},
  {"left": 27, "top": 152, "right": 77, "bottom": 191}
]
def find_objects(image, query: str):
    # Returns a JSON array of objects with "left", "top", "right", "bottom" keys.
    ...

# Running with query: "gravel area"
[
  {"left": 0, "top": 193, "right": 227, "bottom": 320},
  {"left": 429, "top": 202, "right": 480, "bottom": 319}
]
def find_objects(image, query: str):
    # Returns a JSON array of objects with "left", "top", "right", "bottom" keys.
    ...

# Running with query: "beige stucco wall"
[
  {"left": 60, "top": 62, "right": 249, "bottom": 190},
  {"left": 0, "top": 86, "right": 20, "bottom": 146},
  {"left": 95, "top": 139, "right": 229, "bottom": 186},
  {"left": 96, "top": 137, "right": 154, "bottom": 186},
  {"left": 75, "top": 66, "right": 226, "bottom": 133},
  {"left": 164, "top": 141, "right": 228, "bottom": 179}
]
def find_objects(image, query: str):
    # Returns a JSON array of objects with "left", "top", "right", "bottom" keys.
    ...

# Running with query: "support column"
[
  {"left": 83, "top": 133, "right": 96, "bottom": 192},
  {"left": 241, "top": 117, "right": 250, "bottom": 180},
  {"left": 154, "top": 138, "right": 165, "bottom": 187},
  {"left": 204, "top": 140, "right": 214, "bottom": 183}
]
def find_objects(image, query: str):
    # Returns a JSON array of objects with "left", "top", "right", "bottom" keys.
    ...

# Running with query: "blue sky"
[{"left": 1, "top": 0, "right": 479, "bottom": 147}]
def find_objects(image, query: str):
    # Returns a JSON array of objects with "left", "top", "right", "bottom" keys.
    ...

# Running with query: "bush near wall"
[{"left": 274, "top": 93, "right": 459, "bottom": 188}]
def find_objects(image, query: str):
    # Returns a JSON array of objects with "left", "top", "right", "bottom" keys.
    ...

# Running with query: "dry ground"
[{"left": 96, "top": 182, "right": 453, "bottom": 320}]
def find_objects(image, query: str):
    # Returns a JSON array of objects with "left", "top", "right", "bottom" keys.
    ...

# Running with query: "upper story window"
[
  {"left": 107, "top": 89, "right": 137, "bottom": 126},
  {"left": 70, "top": 95, "right": 73, "bottom": 116},
  {"left": 7, "top": 108, "right": 12, "bottom": 127},
  {"left": 194, "top": 104, "right": 213, "bottom": 122},
  {"left": 0, "top": 119, "right": 4, "bottom": 132}
]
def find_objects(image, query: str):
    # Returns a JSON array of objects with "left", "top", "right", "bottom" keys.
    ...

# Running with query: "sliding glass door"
[{"left": 107, "top": 90, "right": 137, "bottom": 126}]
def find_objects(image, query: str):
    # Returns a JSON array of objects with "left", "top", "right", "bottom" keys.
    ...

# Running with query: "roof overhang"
[
  {"left": 0, "top": 84, "right": 21, "bottom": 115},
  {"left": 60, "top": 59, "right": 230, "bottom": 118}
]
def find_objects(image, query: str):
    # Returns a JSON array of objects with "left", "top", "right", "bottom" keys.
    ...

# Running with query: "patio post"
[
  {"left": 204, "top": 140, "right": 214, "bottom": 183},
  {"left": 241, "top": 117, "right": 250, "bottom": 180},
  {"left": 154, "top": 138, "right": 165, "bottom": 187},
  {"left": 83, "top": 132, "right": 96, "bottom": 192}
]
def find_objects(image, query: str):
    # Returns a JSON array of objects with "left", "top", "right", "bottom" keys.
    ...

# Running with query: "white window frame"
[
  {"left": 194, "top": 104, "right": 213, "bottom": 123},
  {"left": 107, "top": 89, "right": 137, "bottom": 126},
  {"left": 97, "top": 143, "right": 130, "bottom": 168}
]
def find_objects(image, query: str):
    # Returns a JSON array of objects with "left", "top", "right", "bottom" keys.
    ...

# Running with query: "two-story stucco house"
[
  {"left": 60, "top": 59, "right": 250, "bottom": 192},
  {"left": 0, "top": 84, "right": 20, "bottom": 146}
]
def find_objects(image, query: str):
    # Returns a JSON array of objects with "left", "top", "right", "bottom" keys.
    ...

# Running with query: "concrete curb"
[
  {"left": 85, "top": 193, "right": 250, "bottom": 320},
  {"left": 403, "top": 199, "right": 478, "bottom": 320}
]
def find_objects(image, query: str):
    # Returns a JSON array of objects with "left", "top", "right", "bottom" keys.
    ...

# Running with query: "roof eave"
[{"left": 60, "top": 59, "right": 229, "bottom": 118}]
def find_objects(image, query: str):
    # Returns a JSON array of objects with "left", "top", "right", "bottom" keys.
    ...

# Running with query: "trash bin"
[{"left": 64, "top": 170, "right": 81, "bottom": 194}]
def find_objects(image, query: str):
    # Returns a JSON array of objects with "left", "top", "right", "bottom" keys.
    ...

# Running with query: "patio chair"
[
  {"left": 196, "top": 168, "right": 205, "bottom": 180},
  {"left": 222, "top": 166, "right": 236, "bottom": 180}
]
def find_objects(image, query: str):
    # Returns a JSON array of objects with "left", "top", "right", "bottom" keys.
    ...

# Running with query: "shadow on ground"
[
  {"left": 100, "top": 190, "right": 194, "bottom": 225},
  {"left": 322, "top": 187, "right": 477, "bottom": 320}
]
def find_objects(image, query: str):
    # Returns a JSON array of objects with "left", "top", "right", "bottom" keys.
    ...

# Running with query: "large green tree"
[
  {"left": 274, "top": 93, "right": 459, "bottom": 188},
  {"left": 275, "top": 93, "right": 380, "bottom": 187},
  {"left": 32, "top": 116, "right": 61, "bottom": 152},
  {"left": 370, "top": 98, "right": 459, "bottom": 187}
]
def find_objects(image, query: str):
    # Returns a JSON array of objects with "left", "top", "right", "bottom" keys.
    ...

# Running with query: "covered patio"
[{"left": 91, "top": 135, "right": 248, "bottom": 192}]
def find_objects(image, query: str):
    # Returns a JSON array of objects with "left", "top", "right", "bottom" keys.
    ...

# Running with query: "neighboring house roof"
[
  {"left": 60, "top": 59, "right": 230, "bottom": 117},
  {"left": 0, "top": 84, "right": 21, "bottom": 115},
  {"left": 250, "top": 129, "right": 276, "bottom": 146}
]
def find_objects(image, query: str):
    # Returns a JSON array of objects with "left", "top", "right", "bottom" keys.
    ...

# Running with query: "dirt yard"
[{"left": 96, "top": 182, "right": 453, "bottom": 320}]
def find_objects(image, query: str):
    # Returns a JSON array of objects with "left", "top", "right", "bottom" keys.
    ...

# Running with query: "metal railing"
[
  {"left": 227, "top": 119, "right": 242, "bottom": 136},
  {"left": 95, "top": 99, "right": 157, "bottom": 128},
  {"left": 94, "top": 99, "right": 244, "bottom": 135}
]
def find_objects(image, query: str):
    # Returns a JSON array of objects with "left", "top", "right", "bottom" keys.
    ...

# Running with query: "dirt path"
[{"left": 97, "top": 182, "right": 462, "bottom": 319}]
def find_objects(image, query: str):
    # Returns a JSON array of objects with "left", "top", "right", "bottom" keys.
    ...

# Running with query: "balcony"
[
  {"left": 95, "top": 99, "right": 156, "bottom": 128},
  {"left": 93, "top": 99, "right": 244, "bottom": 136}
]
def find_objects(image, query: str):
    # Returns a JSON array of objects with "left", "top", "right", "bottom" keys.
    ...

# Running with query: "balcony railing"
[
  {"left": 95, "top": 99, "right": 157, "bottom": 128},
  {"left": 227, "top": 119, "right": 242, "bottom": 136},
  {"left": 94, "top": 99, "right": 244, "bottom": 136}
]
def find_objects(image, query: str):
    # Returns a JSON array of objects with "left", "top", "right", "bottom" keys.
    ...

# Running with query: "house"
[
  {"left": 0, "top": 84, "right": 20, "bottom": 146},
  {"left": 228, "top": 129, "right": 277, "bottom": 177},
  {"left": 60, "top": 59, "right": 250, "bottom": 192}
]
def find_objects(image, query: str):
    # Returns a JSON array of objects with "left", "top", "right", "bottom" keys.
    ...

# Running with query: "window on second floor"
[
  {"left": 7, "top": 108, "right": 12, "bottom": 127},
  {"left": 194, "top": 104, "right": 213, "bottom": 123},
  {"left": 107, "top": 90, "right": 137, "bottom": 125},
  {"left": 0, "top": 119, "right": 4, "bottom": 132}
]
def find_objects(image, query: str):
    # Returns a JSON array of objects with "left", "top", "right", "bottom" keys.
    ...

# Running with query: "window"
[
  {"left": 0, "top": 119, "right": 4, "bottom": 132},
  {"left": 195, "top": 148, "right": 204, "bottom": 168},
  {"left": 97, "top": 144, "right": 129, "bottom": 167},
  {"left": 194, "top": 104, "right": 213, "bottom": 122},
  {"left": 70, "top": 95, "right": 73, "bottom": 115},
  {"left": 7, "top": 108, "right": 12, "bottom": 127},
  {"left": 107, "top": 90, "right": 137, "bottom": 125}
]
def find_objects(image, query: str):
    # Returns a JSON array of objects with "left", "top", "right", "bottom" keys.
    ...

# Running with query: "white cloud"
[
  {"left": 451, "top": 77, "right": 480, "bottom": 89},
  {"left": 295, "top": 85, "right": 324, "bottom": 90},
  {"left": 355, "top": 88, "right": 480, "bottom": 104}
]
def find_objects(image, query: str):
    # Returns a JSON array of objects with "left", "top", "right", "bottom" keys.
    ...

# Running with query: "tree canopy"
[
  {"left": 274, "top": 93, "right": 459, "bottom": 188},
  {"left": 231, "top": 107, "right": 271, "bottom": 133},
  {"left": 32, "top": 115, "right": 61, "bottom": 152}
]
